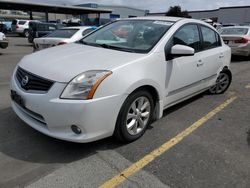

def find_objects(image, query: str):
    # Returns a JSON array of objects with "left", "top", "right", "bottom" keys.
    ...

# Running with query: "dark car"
[
  {"left": 0, "top": 23, "right": 8, "bottom": 33},
  {"left": 28, "top": 22, "right": 65, "bottom": 43}
]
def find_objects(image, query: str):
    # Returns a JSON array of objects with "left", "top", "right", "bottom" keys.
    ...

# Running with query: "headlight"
[{"left": 61, "top": 70, "right": 112, "bottom": 100}]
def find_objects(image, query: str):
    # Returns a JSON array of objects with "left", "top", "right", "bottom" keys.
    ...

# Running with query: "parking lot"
[{"left": 0, "top": 36, "right": 250, "bottom": 188}]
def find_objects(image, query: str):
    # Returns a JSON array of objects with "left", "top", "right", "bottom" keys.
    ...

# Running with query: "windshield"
[
  {"left": 81, "top": 20, "right": 174, "bottom": 53},
  {"left": 221, "top": 28, "right": 249, "bottom": 35},
  {"left": 46, "top": 29, "right": 79, "bottom": 38}
]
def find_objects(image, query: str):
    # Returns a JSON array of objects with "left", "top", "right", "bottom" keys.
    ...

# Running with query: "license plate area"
[{"left": 11, "top": 90, "right": 25, "bottom": 108}]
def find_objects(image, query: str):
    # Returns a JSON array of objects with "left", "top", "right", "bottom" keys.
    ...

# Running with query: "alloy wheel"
[
  {"left": 126, "top": 96, "right": 151, "bottom": 136},
  {"left": 209, "top": 72, "right": 230, "bottom": 94}
]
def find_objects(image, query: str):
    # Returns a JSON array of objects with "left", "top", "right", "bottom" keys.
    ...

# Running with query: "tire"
[
  {"left": 23, "top": 30, "right": 29, "bottom": 38},
  {"left": 114, "top": 90, "right": 154, "bottom": 143},
  {"left": 208, "top": 69, "right": 232, "bottom": 94}
]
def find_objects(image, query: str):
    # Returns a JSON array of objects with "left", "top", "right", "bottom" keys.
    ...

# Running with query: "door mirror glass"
[{"left": 171, "top": 44, "right": 195, "bottom": 57}]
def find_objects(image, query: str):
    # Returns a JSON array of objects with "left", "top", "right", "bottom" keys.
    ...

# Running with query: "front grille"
[{"left": 16, "top": 67, "right": 54, "bottom": 92}]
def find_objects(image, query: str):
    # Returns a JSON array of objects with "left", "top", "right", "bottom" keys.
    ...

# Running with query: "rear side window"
[
  {"left": 173, "top": 24, "right": 201, "bottom": 52},
  {"left": 201, "top": 26, "right": 220, "bottom": 49},
  {"left": 46, "top": 29, "right": 79, "bottom": 38},
  {"left": 18, "top": 21, "right": 27, "bottom": 25}
]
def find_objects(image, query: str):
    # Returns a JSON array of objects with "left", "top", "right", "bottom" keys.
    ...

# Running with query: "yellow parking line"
[{"left": 99, "top": 96, "right": 237, "bottom": 188}]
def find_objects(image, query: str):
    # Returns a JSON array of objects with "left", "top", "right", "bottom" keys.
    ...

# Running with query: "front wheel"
[
  {"left": 208, "top": 70, "right": 232, "bottom": 94},
  {"left": 114, "top": 90, "right": 154, "bottom": 143}
]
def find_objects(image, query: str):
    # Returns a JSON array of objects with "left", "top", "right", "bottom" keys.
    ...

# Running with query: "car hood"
[{"left": 19, "top": 43, "right": 145, "bottom": 82}]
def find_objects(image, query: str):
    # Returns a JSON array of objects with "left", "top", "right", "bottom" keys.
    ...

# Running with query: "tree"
[{"left": 165, "top": 6, "right": 191, "bottom": 18}]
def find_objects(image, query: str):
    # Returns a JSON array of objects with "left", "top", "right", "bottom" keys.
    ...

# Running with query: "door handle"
[
  {"left": 219, "top": 54, "right": 224, "bottom": 58},
  {"left": 197, "top": 60, "right": 204, "bottom": 67}
]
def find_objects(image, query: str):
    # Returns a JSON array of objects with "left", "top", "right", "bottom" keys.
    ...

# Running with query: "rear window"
[
  {"left": 18, "top": 21, "right": 27, "bottom": 25},
  {"left": 46, "top": 29, "right": 79, "bottom": 38},
  {"left": 221, "top": 28, "right": 249, "bottom": 35}
]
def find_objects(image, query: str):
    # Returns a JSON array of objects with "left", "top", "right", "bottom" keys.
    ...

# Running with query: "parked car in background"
[
  {"left": 2, "top": 21, "right": 12, "bottom": 32},
  {"left": 221, "top": 26, "right": 250, "bottom": 56},
  {"left": 11, "top": 19, "right": 40, "bottom": 37},
  {"left": 33, "top": 26, "right": 96, "bottom": 51},
  {"left": 11, "top": 17, "right": 232, "bottom": 143},
  {"left": 222, "top": 23, "right": 239, "bottom": 27},
  {"left": 0, "top": 32, "right": 8, "bottom": 49},
  {"left": 0, "top": 23, "right": 7, "bottom": 33},
  {"left": 28, "top": 22, "right": 65, "bottom": 43}
]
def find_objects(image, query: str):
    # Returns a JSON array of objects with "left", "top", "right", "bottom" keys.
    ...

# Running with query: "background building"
[
  {"left": 77, "top": 3, "right": 148, "bottom": 25},
  {"left": 148, "top": 6, "right": 250, "bottom": 25},
  {"left": 189, "top": 6, "right": 250, "bottom": 24}
]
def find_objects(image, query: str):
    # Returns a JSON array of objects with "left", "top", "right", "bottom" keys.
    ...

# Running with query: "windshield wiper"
[
  {"left": 98, "top": 44, "right": 136, "bottom": 53},
  {"left": 79, "top": 41, "right": 136, "bottom": 53}
]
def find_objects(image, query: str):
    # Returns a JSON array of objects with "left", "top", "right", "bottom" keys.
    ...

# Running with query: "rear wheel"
[
  {"left": 23, "top": 30, "right": 29, "bottom": 38},
  {"left": 208, "top": 70, "right": 232, "bottom": 94},
  {"left": 114, "top": 90, "right": 154, "bottom": 142}
]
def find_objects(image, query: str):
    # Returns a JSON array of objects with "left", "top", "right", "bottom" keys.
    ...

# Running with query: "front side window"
[
  {"left": 81, "top": 20, "right": 174, "bottom": 53},
  {"left": 201, "top": 26, "right": 219, "bottom": 49},
  {"left": 173, "top": 24, "right": 200, "bottom": 52}
]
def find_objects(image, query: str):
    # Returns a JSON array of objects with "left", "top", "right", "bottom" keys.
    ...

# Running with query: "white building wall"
[{"left": 189, "top": 7, "right": 250, "bottom": 24}]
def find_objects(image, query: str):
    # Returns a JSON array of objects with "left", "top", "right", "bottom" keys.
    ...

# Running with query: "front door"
[{"left": 164, "top": 24, "right": 204, "bottom": 107}]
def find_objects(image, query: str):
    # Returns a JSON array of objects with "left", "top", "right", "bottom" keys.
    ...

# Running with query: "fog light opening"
[{"left": 71, "top": 125, "right": 82, "bottom": 135}]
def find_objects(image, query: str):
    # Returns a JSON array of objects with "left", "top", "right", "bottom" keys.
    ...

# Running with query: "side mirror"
[{"left": 166, "top": 45, "right": 195, "bottom": 60}]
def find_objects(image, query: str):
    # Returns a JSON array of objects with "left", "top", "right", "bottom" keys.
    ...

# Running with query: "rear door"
[{"left": 198, "top": 25, "right": 224, "bottom": 88}]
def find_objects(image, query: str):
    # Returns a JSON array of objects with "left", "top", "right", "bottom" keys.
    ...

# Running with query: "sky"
[{"left": 20, "top": 0, "right": 250, "bottom": 12}]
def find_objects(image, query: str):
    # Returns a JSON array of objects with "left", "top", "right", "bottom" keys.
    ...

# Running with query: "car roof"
[{"left": 127, "top": 16, "right": 184, "bottom": 22}]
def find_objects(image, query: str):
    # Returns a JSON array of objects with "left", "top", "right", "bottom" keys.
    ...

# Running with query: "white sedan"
[
  {"left": 11, "top": 17, "right": 232, "bottom": 143},
  {"left": 0, "top": 32, "right": 8, "bottom": 49},
  {"left": 221, "top": 26, "right": 250, "bottom": 56},
  {"left": 33, "top": 26, "right": 95, "bottom": 51}
]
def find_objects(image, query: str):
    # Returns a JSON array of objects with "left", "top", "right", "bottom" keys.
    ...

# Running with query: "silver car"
[{"left": 221, "top": 26, "right": 250, "bottom": 56}]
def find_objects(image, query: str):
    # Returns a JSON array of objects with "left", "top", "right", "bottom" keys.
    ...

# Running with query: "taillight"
[
  {"left": 16, "top": 25, "right": 19, "bottom": 29},
  {"left": 235, "top": 37, "right": 248, "bottom": 44},
  {"left": 58, "top": 42, "right": 67, "bottom": 45}
]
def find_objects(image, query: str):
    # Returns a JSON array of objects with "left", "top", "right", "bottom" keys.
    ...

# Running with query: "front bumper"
[
  {"left": 0, "top": 40, "right": 8, "bottom": 49},
  {"left": 10, "top": 73, "right": 127, "bottom": 143}
]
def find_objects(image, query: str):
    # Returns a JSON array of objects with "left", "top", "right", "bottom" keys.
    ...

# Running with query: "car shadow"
[
  {"left": 14, "top": 44, "right": 33, "bottom": 47},
  {"left": 6, "top": 34, "right": 23, "bottom": 38},
  {"left": 163, "top": 93, "right": 204, "bottom": 117},
  {"left": 231, "top": 55, "right": 250, "bottom": 62},
  {"left": 247, "top": 129, "right": 250, "bottom": 147},
  {"left": 147, "top": 93, "right": 204, "bottom": 130},
  {"left": 0, "top": 107, "right": 123, "bottom": 165}
]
